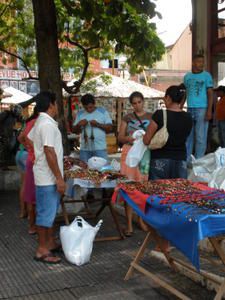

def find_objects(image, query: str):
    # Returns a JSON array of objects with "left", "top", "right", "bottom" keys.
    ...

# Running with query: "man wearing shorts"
[{"left": 29, "top": 91, "right": 66, "bottom": 264}]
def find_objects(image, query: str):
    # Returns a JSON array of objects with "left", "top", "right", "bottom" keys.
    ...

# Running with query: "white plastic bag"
[
  {"left": 209, "top": 167, "right": 225, "bottom": 190},
  {"left": 60, "top": 216, "right": 103, "bottom": 266},
  {"left": 88, "top": 156, "right": 107, "bottom": 170},
  {"left": 188, "top": 148, "right": 225, "bottom": 184},
  {"left": 126, "top": 130, "right": 147, "bottom": 168},
  {"left": 110, "top": 159, "right": 120, "bottom": 172}
]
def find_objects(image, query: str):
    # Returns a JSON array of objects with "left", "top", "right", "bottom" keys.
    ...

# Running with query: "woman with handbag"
[
  {"left": 118, "top": 91, "right": 152, "bottom": 236},
  {"left": 143, "top": 85, "right": 192, "bottom": 180},
  {"left": 143, "top": 85, "right": 192, "bottom": 252}
]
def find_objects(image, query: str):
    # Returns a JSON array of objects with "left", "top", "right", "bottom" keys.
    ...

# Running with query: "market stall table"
[
  {"left": 61, "top": 177, "right": 125, "bottom": 241},
  {"left": 112, "top": 179, "right": 225, "bottom": 300}
]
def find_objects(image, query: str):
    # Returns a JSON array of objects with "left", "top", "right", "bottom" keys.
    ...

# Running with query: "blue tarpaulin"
[{"left": 119, "top": 188, "right": 225, "bottom": 270}]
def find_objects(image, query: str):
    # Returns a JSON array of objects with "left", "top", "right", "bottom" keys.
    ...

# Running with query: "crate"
[{"left": 106, "top": 135, "right": 118, "bottom": 154}]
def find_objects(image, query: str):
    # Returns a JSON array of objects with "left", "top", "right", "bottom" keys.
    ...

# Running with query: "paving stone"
[
  {"left": 11, "top": 290, "right": 77, "bottom": 300},
  {"left": 0, "top": 190, "right": 219, "bottom": 299}
]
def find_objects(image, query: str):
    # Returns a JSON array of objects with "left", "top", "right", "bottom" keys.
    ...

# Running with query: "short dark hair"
[
  {"left": 81, "top": 93, "right": 95, "bottom": 106},
  {"left": 214, "top": 85, "right": 225, "bottom": 94},
  {"left": 165, "top": 85, "right": 185, "bottom": 104},
  {"left": 129, "top": 91, "right": 144, "bottom": 104},
  {"left": 35, "top": 91, "right": 56, "bottom": 112},
  {"left": 193, "top": 54, "right": 204, "bottom": 60}
]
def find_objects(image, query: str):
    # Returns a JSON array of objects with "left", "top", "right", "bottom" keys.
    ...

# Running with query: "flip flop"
[
  {"left": 34, "top": 253, "right": 61, "bottom": 264},
  {"left": 124, "top": 230, "right": 134, "bottom": 237},
  {"left": 28, "top": 230, "right": 37, "bottom": 235}
]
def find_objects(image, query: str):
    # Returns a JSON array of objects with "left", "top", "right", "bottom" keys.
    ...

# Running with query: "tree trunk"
[{"left": 32, "top": 0, "right": 69, "bottom": 154}]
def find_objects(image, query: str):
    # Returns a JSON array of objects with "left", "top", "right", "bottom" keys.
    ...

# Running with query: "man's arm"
[
  {"left": 205, "top": 88, "right": 213, "bottom": 121},
  {"left": 73, "top": 119, "right": 88, "bottom": 134},
  {"left": 89, "top": 120, "right": 113, "bottom": 133},
  {"left": 44, "top": 146, "right": 66, "bottom": 195}
]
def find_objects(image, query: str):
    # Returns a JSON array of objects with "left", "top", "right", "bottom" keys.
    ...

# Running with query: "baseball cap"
[{"left": 213, "top": 86, "right": 225, "bottom": 93}]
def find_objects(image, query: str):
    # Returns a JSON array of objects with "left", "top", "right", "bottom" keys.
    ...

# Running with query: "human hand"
[
  {"left": 90, "top": 120, "right": 99, "bottom": 127},
  {"left": 127, "top": 136, "right": 135, "bottom": 144},
  {"left": 205, "top": 110, "right": 212, "bottom": 121},
  {"left": 56, "top": 178, "right": 67, "bottom": 195},
  {"left": 78, "top": 119, "right": 88, "bottom": 127}
]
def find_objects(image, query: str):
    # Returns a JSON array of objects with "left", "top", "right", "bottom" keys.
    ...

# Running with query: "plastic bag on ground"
[
  {"left": 60, "top": 216, "right": 103, "bottom": 266},
  {"left": 126, "top": 130, "right": 147, "bottom": 168}
]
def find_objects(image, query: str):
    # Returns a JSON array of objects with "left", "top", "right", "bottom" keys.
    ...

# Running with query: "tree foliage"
[
  {"left": 0, "top": 0, "right": 165, "bottom": 90},
  {"left": 0, "top": 0, "right": 36, "bottom": 71}
]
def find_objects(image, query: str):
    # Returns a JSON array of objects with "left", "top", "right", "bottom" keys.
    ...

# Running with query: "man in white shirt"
[{"left": 29, "top": 91, "right": 66, "bottom": 264}]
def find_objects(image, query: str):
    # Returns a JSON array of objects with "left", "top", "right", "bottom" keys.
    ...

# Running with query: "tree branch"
[
  {"left": 60, "top": 0, "right": 77, "bottom": 16},
  {"left": 0, "top": 47, "right": 39, "bottom": 80},
  {"left": 63, "top": 36, "right": 99, "bottom": 94}
]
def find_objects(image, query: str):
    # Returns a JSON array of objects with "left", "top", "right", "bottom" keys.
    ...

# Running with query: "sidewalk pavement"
[{"left": 0, "top": 190, "right": 217, "bottom": 299}]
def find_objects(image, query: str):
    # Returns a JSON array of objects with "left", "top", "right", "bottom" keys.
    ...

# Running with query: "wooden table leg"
[
  {"left": 124, "top": 230, "right": 191, "bottom": 300},
  {"left": 214, "top": 279, "right": 225, "bottom": 300},
  {"left": 149, "top": 227, "right": 177, "bottom": 271},
  {"left": 208, "top": 237, "right": 225, "bottom": 300},
  {"left": 94, "top": 199, "right": 125, "bottom": 241},
  {"left": 124, "top": 231, "right": 152, "bottom": 280},
  {"left": 209, "top": 237, "right": 225, "bottom": 266},
  {"left": 108, "top": 201, "right": 125, "bottom": 239},
  {"left": 95, "top": 201, "right": 107, "bottom": 217},
  {"left": 60, "top": 196, "right": 69, "bottom": 225}
]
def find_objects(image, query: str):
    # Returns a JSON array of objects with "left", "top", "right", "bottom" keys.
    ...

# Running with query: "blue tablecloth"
[{"left": 119, "top": 188, "right": 225, "bottom": 270}]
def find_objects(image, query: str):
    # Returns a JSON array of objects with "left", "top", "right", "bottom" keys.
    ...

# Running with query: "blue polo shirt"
[
  {"left": 74, "top": 107, "right": 112, "bottom": 151},
  {"left": 184, "top": 71, "right": 213, "bottom": 108}
]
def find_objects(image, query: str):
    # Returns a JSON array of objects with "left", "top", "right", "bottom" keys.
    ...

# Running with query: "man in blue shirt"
[
  {"left": 184, "top": 54, "right": 213, "bottom": 162},
  {"left": 73, "top": 94, "right": 113, "bottom": 163}
]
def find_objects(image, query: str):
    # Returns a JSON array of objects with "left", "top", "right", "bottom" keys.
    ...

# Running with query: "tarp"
[
  {"left": 113, "top": 181, "right": 225, "bottom": 270},
  {"left": 1, "top": 87, "right": 32, "bottom": 104},
  {"left": 66, "top": 73, "right": 164, "bottom": 99}
]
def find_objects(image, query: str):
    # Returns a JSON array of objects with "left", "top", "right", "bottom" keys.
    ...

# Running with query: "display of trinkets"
[
  {"left": 65, "top": 168, "right": 126, "bottom": 185},
  {"left": 117, "top": 178, "right": 225, "bottom": 215},
  {"left": 63, "top": 156, "right": 88, "bottom": 171}
]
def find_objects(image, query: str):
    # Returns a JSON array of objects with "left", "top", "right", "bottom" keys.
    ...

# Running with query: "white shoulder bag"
[{"left": 149, "top": 109, "right": 169, "bottom": 150}]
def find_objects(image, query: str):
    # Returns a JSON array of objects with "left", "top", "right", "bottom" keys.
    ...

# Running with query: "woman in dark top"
[{"left": 143, "top": 85, "right": 193, "bottom": 180}]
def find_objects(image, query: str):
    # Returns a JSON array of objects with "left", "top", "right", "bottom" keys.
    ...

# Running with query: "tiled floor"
[{"left": 0, "top": 191, "right": 216, "bottom": 299}]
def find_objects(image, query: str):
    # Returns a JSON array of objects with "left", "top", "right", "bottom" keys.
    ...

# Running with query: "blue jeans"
[
  {"left": 149, "top": 159, "right": 187, "bottom": 180},
  {"left": 218, "top": 121, "right": 225, "bottom": 148},
  {"left": 35, "top": 185, "right": 60, "bottom": 228},
  {"left": 186, "top": 108, "right": 208, "bottom": 162},
  {"left": 80, "top": 149, "right": 108, "bottom": 163}
]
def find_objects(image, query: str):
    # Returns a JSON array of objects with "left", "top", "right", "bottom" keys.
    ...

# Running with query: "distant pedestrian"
[
  {"left": 73, "top": 93, "right": 113, "bottom": 163},
  {"left": 184, "top": 54, "right": 213, "bottom": 162},
  {"left": 29, "top": 91, "right": 66, "bottom": 264},
  {"left": 214, "top": 85, "right": 225, "bottom": 147}
]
